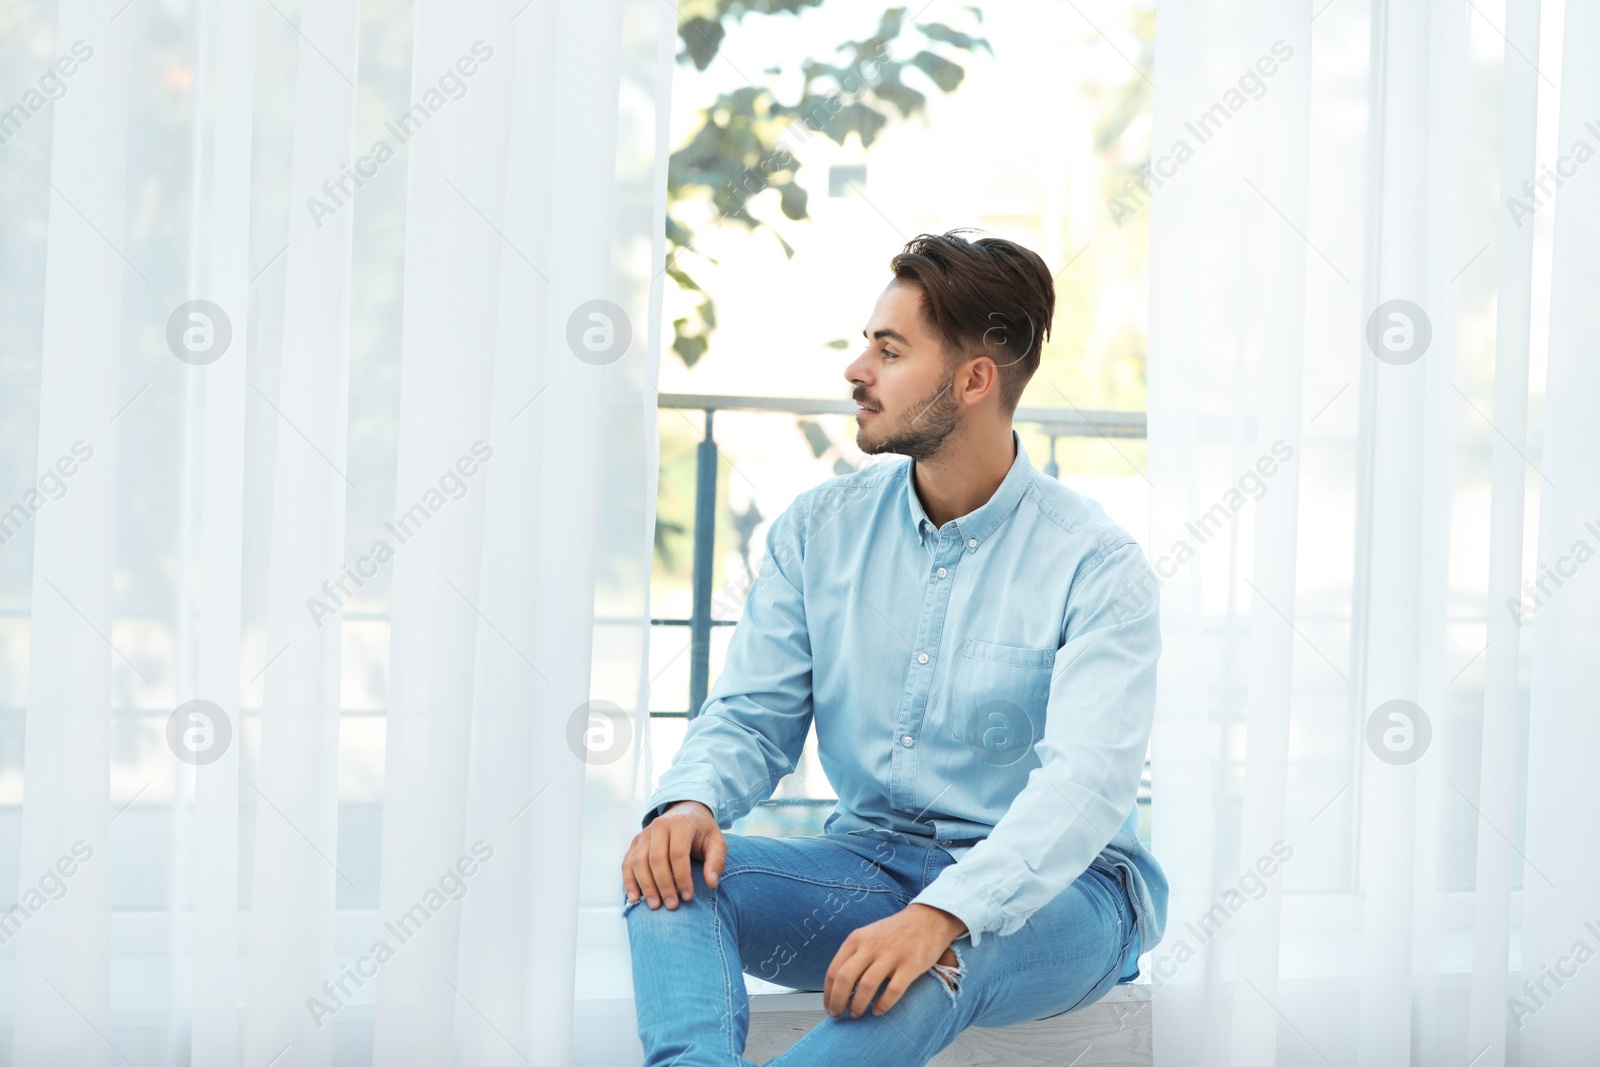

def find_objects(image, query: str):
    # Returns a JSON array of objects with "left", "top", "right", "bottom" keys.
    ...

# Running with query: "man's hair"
[{"left": 888, "top": 229, "right": 1055, "bottom": 414}]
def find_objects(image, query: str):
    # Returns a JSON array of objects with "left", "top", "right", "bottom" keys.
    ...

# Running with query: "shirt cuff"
[
  {"left": 640, "top": 784, "right": 722, "bottom": 830},
  {"left": 908, "top": 865, "right": 1010, "bottom": 948}
]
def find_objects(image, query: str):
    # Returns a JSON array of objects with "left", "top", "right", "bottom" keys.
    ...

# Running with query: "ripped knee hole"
[{"left": 930, "top": 946, "right": 964, "bottom": 994}]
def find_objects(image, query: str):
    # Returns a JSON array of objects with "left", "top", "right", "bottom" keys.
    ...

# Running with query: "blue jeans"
[{"left": 623, "top": 828, "right": 1141, "bottom": 1066}]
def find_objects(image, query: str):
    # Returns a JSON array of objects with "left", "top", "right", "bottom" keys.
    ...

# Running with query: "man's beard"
[{"left": 858, "top": 369, "right": 962, "bottom": 462}]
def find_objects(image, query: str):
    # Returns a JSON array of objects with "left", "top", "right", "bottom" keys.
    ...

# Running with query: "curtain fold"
[
  {"left": 1144, "top": 0, "right": 1224, "bottom": 1061},
  {"left": 1463, "top": 0, "right": 1538, "bottom": 1056},
  {"left": 190, "top": 0, "right": 257, "bottom": 1063},
  {"left": 1229, "top": 0, "right": 1311, "bottom": 1060},
  {"left": 368, "top": 1, "right": 512, "bottom": 1060},
  {"left": 242, "top": 1, "right": 362, "bottom": 1061},
  {"left": 11, "top": 0, "right": 129, "bottom": 1059},
  {"left": 452, "top": 2, "right": 562, "bottom": 1063},
  {"left": 1518, "top": 0, "right": 1600, "bottom": 1059}
]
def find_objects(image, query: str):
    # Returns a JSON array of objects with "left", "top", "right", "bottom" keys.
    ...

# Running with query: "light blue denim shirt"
[{"left": 642, "top": 429, "right": 1167, "bottom": 954}]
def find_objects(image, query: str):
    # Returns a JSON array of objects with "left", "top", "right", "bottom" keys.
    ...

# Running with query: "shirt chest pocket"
[{"left": 949, "top": 638, "right": 1056, "bottom": 766}]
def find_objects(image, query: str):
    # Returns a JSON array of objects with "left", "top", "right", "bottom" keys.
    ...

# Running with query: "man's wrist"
[
  {"left": 644, "top": 797, "right": 715, "bottom": 828},
  {"left": 911, "top": 902, "right": 969, "bottom": 939},
  {"left": 664, "top": 799, "right": 713, "bottom": 818}
]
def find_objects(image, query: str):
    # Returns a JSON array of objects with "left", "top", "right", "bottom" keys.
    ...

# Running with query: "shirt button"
[
  {"left": 902, "top": 735, "right": 914, "bottom": 747},
  {"left": 936, "top": 567, "right": 947, "bottom": 578},
  {"left": 967, "top": 538, "right": 977, "bottom": 549},
  {"left": 918, "top": 652, "right": 929, "bottom": 664}
]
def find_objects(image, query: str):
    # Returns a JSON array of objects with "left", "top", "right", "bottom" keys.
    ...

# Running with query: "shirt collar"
[{"left": 905, "top": 428, "right": 1033, "bottom": 549}]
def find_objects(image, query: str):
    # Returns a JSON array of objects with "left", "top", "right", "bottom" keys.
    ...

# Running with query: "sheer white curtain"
[
  {"left": 0, "top": 0, "right": 668, "bottom": 1064},
  {"left": 1146, "top": 0, "right": 1599, "bottom": 1063}
]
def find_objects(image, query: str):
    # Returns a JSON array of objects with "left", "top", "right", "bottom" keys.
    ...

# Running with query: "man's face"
[{"left": 844, "top": 281, "right": 965, "bottom": 461}]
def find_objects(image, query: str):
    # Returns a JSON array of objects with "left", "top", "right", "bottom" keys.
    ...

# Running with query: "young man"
[{"left": 622, "top": 230, "right": 1167, "bottom": 1066}]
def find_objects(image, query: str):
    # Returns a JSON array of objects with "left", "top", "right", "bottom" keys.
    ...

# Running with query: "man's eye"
[{"left": 883, "top": 350, "right": 899, "bottom": 360}]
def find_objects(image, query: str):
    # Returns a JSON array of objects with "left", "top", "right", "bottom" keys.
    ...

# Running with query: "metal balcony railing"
[{"left": 652, "top": 393, "right": 1148, "bottom": 720}]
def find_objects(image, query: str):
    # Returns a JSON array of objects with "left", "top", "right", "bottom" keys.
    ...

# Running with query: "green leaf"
[
  {"left": 665, "top": 264, "right": 702, "bottom": 292},
  {"left": 679, "top": 16, "right": 726, "bottom": 71},
  {"left": 917, "top": 22, "right": 993, "bottom": 55},
  {"left": 824, "top": 338, "right": 851, "bottom": 349},
  {"left": 777, "top": 181, "right": 809, "bottom": 221},
  {"left": 654, "top": 517, "right": 686, "bottom": 568},
  {"left": 820, "top": 101, "right": 889, "bottom": 147},
  {"left": 870, "top": 67, "right": 925, "bottom": 117},
  {"left": 843, "top": 6, "right": 908, "bottom": 61},
  {"left": 797, "top": 418, "right": 832, "bottom": 458},
  {"left": 673, "top": 332, "right": 709, "bottom": 367},
  {"left": 910, "top": 50, "right": 965, "bottom": 92}
]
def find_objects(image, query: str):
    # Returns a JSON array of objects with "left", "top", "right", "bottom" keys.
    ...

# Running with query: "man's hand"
[
  {"left": 622, "top": 800, "right": 726, "bottom": 911},
  {"left": 823, "top": 903, "right": 968, "bottom": 1019}
]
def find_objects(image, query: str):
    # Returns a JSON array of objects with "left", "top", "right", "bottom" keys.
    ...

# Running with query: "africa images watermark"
[
  {"left": 306, "top": 40, "right": 495, "bottom": 228},
  {"left": 1109, "top": 440, "right": 1297, "bottom": 621},
  {"left": 0, "top": 40, "right": 94, "bottom": 147},
  {"left": 0, "top": 841, "right": 96, "bottom": 946},
  {"left": 1107, "top": 39, "right": 1296, "bottom": 227},
  {"left": 306, "top": 840, "right": 494, "bottom": 1029},
  {"left": 1508, "top": 914, "right": 1600, "bottom": 1030},
  {"left": 1147, "top": 839, "right": 1294, "bottom": 987},
  {"left": 754, "top": 833, "right": 897, "bottom": 983},
  {"left": 305, "top": 440, "right": 494, "bottom": 628},
  {"left": 0, "top": 441, "right": 95, "bottom": 548},
  {"left": 1504, "top": 118, "right": 1600, "bottom": 230},
  {"left": 1506, "top": 516, "right": 1600, "bottom": 627}
]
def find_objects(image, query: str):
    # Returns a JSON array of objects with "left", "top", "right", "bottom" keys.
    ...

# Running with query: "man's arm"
[
  {"left": 908, "top": 539, "right": 1160, "bottom": 946},
  {"left": 641, "top": 494, "right": 815, "bottom": 831}
]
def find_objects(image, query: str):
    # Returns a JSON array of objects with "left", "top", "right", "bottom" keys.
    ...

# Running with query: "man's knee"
[{"left": 624, "top": 834, "right": 750, "bottom": 909}]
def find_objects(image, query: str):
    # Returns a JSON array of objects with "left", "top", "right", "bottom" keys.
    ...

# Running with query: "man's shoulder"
[{"left": 1023, "top": 472, "right": 1144, "bottom": 571}]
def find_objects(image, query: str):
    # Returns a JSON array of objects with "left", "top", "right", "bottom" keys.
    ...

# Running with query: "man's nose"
[{"left": 845, "top": 355, "right": 869, "bottom": 387}]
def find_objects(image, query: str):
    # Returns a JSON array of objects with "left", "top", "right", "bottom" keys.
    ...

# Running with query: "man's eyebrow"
[{"left": 863, "top": 327, "right": 909, "bottom": 344}]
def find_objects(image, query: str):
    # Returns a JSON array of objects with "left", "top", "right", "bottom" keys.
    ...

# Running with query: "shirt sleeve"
[
  {"left": 641, "top": 493, "right": 816, "bottom": 832},
  {"left": 908, "top": 539, "right": 1160, "bottom": 946}
]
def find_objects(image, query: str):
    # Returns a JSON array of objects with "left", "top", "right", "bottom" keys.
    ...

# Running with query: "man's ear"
[{"left": 961, "top": 353, "right": 1000, "bottom": 405}]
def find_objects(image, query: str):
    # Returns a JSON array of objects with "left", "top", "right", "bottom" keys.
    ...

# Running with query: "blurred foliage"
[
  {"left": 665, "top": 3, "right": 990, "bottom": 367},
  {"left": 1024, "top": 3, "right": 1153, "bottom": 419},
  {"left": 1086, "top": 6, "right": 1156, "bottom": 249},
  {"left": 1090, "top": 8, "right": 1155, "bottom": 155},
  {"left": 796, "top": 416, "right": 858, "bottom": 476},
  {"left": 652, "top": 410, "right": 753, "bottom": 605}
]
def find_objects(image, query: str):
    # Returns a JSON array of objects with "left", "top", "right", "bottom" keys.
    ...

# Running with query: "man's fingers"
[
  {"left": 622, "top": 852, "right": 641, "bottom": 902},
  {"left": 700, "top": 830, "right": 727, "bottom": 888},
  {"left": 627, "top": 813, "right": 723, "bottom": 910},
  {"left": 849, "top": 959, "right": 894, "bottom": 1019},
  {"left": 824, "top": 943, "right": 863, "bottom": 1018},
  {"left": 629, "top": 852, "right": 658, "bottom": 906},
  {"left": 647, "top": 833, "right": 679, "bottom": 908},
  {"left": 870, "top": 970, "right": 913, "bottom": 1017},
  {"left": 670, "top": 827, "right": 695, "bottom": 903}
]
